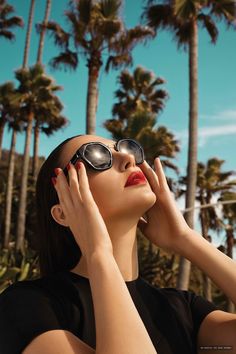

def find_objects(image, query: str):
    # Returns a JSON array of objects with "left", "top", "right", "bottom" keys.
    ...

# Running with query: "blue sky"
[{"left": 1, "top": 0, "right": 236, "bottom": 247}]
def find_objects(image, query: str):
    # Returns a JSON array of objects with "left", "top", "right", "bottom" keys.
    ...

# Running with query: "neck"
[{"left": 70, "top": 218, "right": 139, "bottom": 282}]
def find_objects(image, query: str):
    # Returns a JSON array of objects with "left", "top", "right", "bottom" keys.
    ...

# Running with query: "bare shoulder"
[
  {"left": 23, "top": 329, "right": 95, "bottom": 354},
  {"left": 197, "top": 310, "right": 236, "bottom": 354}
]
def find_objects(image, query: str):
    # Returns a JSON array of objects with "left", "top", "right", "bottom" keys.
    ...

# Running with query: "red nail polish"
[
  {"left": 75, "top": 161, "right": 81, "bottom": 170},
  {"left": 66, "top": 163, "right": 71, "bottom": 171},
  {"left": 54, "top": 168, "right": 60, "bottom": 176},
  {"left": 51, "top": 177, "right": 57, "bottom": 186}
]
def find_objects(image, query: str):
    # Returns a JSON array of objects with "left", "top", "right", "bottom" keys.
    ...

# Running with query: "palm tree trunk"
[
  {"left": 86, "top": 63, "right": 100, "bottom": 134},
  {"left": 23, "top": 0, "right": 35, "bottom": 68},
  {"left": 15, "top": 112, "right": 34, "bottom": 253},
  {"left": 4, "top": 128, "right": 17, "bottom": 249},
  {"left": 177, "top": 19, "right": 198, "bottom": 290},
  {"left": 199, "top": 203, "right": 212, "bottom": 301},
  {"left": 36, "top": 0, "right": 51, "bottom": 63},
  {"left": 32, "top": 119, "right": 40, "bottom": 181},
  {"left": 0, "top": 118, "right": 6, "bottom": 160}
]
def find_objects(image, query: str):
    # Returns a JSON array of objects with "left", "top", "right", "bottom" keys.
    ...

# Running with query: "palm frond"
[
  {"left": 1, "top": 16, "right": 23, "bottom": 28},
  {"left": 65, "top": 10, "right": 87, "bottom": 48},
  {"left": 0, "top": 2, "right": 14, "bottom": 17},
  {"left": 97, "top": 18, "right": 122, "bottom": 38},
  {"left": 44, "top": 21, "right": 70, "bottom": 48},
  {"left": 0, "top": 29, "right": 14, "bottom": 40},
  {"left": 49, "top": 50, "right": 78, "bottom": 71},
  {"left": 122, "top": 25, "right": 155, "bottom": 49},
  {"left": 118, "top": 70, "right": 134, "bottom": 91},
  {"left": 99, "top": 0, "right": 122, "bottom": 19},
  {"left": 174, "top": 20, "right": 192, "bottom": 48},
  {"left": 143, "top": 4, "right": 175, "bottom": 30},
  {"left": 198, "top": 13, "right": 218, "bottom": 43},
  {"left": 105, "top": 53, "right": 132, "bottom": 72},
  {"left": 174, "top": 0, "right": 201, "bottom": 20},
  {"left": 208, "top": 0, "right": 236, "bottom": 24},
  {"left": 77, "top": 0, "right": 92, "bottom": 25},
  {"left": 103, "top": 118, "right": 125, "bottom": 140}
]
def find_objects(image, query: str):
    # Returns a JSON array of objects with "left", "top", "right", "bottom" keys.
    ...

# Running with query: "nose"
[{"left": 113, "top": 151, "right": 136, "bottom": 171}]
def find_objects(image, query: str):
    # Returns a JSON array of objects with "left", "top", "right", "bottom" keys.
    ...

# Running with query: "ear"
[{"left": 51, "top": 204, "right": 69, "bottom": 227}]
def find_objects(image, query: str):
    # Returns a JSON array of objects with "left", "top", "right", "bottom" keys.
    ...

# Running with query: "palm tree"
[
  {"left": 179, "top": 158, "right": 236, "bottom": 300},
  {"left": 0, "top": 82, "right": 15, "bottom": 160},
  {"left": 105, "top": 110, "right": 179, "bottom": 170},
  {"left": 31, "top": 96, "right": 68, "bottom": 180},
  {"left": 0, "top": 80, "right": 26, "bottom": 249},
  {"left": 31, "top": 0, "right": 53, "bottom": 180},
  {"left": 22, "top": 0, "right": 35, "bottom": 68},
  {"left": 14, "top": 64, "right": 63, "bottom": 253},
  {"left": 36, "top": 0, "right": 51, "bottom": 64},
  {"left": 104, "top": 66, "right": 179, "bottom": 171},
  {"left": 4, "top": 113, "right": 24, "bottom": 250},
  {"left": 43, "top": 0, "right": 154, "bottom": 134},
  {"left": 0, "top": 0, "right": 23, "bottom": 42},
  {"left": 143, "top": 0, "right": 236, "bottom": 290},
  {"left": 112, "top": 66, "right": 168, "bottom": 120}
]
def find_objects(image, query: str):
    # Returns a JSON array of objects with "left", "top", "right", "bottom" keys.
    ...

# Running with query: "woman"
[{"left": 0, "top": 134, "right": 236, "bottom": 354}]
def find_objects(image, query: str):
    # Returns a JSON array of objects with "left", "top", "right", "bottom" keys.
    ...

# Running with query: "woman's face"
[{"left": 59, "top": 135, "right": 156, "bottom": 221}]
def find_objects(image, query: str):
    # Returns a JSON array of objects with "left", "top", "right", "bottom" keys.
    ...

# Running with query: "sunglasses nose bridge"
[{"left": 113, "top": 149, "right": 136, "bottom": 170}]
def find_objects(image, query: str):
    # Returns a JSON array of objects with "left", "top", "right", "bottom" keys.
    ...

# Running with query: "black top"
[{"left": 0, "top": 271, "right": 218, "bottom": 354}]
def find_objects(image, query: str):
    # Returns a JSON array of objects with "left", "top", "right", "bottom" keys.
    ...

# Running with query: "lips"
[{"left": 125, "top": 171, "right": 147, "bottom": 187}]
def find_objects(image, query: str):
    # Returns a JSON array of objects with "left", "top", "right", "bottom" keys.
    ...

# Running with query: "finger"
[
  {"left": 66, "top": 162, "right": 82, "bottom": 205},
  {"left": 53, "top": 168, "right": 74, "bottom": 213},
  {"left": 139, "top": 160, "right": 160, "bottom": 193},
  {"left": 154, "top": 158, "right": 169, "bottom": 189},
  {"left": 76, "top": 162, "right": 94, "bottom": 203}
]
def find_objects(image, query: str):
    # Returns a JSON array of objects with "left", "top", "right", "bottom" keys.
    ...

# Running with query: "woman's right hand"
[{"left": 52, "top": 161, "right": 113, "bottom": 261}]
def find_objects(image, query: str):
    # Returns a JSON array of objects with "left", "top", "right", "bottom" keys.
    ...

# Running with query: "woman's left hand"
[{"left": 138, "top": 158, "right": 191, "bottom": 254}]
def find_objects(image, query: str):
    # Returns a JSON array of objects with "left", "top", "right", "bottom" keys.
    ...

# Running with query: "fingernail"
[
  {"left": 54, "top": 168, "right": 61, "bottom": 176},
  {"left": 66, "top": 163, "right": 71, "bottom": 171},
  {"left": 75, "top": 161, "right": 81, "bottom": 170},
  {"left": 51, "top": 177, "right": 57, "bottom": 186}
]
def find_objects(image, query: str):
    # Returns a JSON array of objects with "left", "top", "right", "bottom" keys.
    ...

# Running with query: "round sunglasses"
[{"left": 63, "top": 138, "right": 144, "bottom": 175}]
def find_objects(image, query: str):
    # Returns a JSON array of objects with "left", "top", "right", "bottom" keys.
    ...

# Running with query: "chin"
[{"left": 139, "top": 189, "right": 156, "bottom": 212}]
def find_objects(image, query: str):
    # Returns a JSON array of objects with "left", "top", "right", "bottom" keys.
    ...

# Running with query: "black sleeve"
[
  {"left": 0, "top": 282, "right": 70, "bottom": 354},
  {"left": 183, "top": 290, "right": 219, "bottom": 338}
]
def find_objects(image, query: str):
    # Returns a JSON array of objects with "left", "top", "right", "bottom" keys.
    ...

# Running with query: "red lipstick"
[{"left": 125, "top": 171, "right": 147, "bottom": 187}]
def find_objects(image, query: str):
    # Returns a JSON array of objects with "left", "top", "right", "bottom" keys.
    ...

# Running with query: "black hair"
[{"left": 35, "top": 135, "right": 82, "bottom": 277}]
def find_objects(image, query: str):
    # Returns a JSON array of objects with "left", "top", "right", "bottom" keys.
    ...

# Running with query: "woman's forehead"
[
  {"left": 72, "top": 135, "right": 115, "bottom": 148},
  {"left": 66, "top": 135, "right": 115, "bottom": 156}
]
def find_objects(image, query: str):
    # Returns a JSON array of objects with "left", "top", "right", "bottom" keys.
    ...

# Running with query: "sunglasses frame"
[{"left": 63, "top": 138, "right": 144, "bottom": 175}]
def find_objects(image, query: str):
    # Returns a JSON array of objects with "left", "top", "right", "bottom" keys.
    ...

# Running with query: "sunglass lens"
[
  {"left": 119, "top": 140, "right": 143, "bottom": 164},
  {"left": 84, "top": 144, "right": 111, "bottom": 169}
]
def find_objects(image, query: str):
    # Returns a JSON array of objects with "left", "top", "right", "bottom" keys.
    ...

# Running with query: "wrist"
[
  {"left": 86, "top": 249, "right": 115, "bottom": 272},
  {"left": 173, "top": 227, "right": 199, "bottom": 257}
]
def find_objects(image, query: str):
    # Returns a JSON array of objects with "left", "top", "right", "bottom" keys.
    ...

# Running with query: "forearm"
[
  {"left": 87, "top": 251, "right": 157, "bottom": 354},
  {"left": 178, "top": 229, "right": 236, "bottom": 305}
]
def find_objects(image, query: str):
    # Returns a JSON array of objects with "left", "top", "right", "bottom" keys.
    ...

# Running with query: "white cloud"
[
  {"left": 200, "top": 109, "right": 236, "bottom": 122},
  {"left": 175, "top": 124, "right": 236, "bottom": 148}
]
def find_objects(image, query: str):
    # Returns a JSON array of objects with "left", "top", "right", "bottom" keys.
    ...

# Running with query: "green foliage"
[
  {"left": 137, "top": 230, "right": 179, "bottom": 288},
  {"left": 143, "top": 0, "right": 236, "bottom": 50},
  {"left": 0, "top": 0, "right": 24, "bottom": 41},
  {"left": 45, "top": 0, "right": 154, "bottom": 73},
  {"left": 0, "top": 245, "right": 40, "bottom": 294},
  {"left": 104, "top": 66, "right": 180, "bottom": 173}
]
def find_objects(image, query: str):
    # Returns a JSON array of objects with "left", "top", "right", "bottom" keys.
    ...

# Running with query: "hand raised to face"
[
  {"left": 138, "top": 158, "right": 190, "bottom": 253},
  {"left": 51, "top": 161, "right": 113, "bottom": 261}
]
